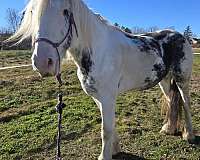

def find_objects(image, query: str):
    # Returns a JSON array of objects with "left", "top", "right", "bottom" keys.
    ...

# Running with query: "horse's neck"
[{"left": 70, "top": 0, "right": 108, "bottom": 63}]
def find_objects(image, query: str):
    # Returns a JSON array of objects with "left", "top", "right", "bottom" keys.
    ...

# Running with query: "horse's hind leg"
[
  {"left": 176, "top": 81, "right": 195, "bottom": 142},
  {"left": 159, "top": 75, "right": 181, "bottom": 135},
  {"left": 174, "top": 41, "right": 195, "bottom": 142}
]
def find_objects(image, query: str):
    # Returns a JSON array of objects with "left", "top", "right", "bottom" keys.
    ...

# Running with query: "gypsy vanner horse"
[{"left": 8, "top": 0, "right": 195, "bottom": 159}]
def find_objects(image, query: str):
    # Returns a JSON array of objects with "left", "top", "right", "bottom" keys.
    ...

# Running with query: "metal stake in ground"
[{"left": 55, "top": 93, "right": 66, "bottom": 160}]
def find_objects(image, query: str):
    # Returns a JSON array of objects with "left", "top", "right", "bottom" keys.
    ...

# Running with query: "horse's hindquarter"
[
  {"left": 118, "top": 37, "right": 166, "bottom": 92},
  {"left": 118, "top": 29, "right": 193, "bottom": 93}
]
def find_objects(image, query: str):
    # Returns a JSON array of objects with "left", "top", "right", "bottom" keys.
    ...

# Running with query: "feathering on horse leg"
[
  {"left": 176, "top": 83, "right": 195, "bottom": 142},
  {"left": 159, "top": 78, "right": 171, "bottom": 122},
  {"left": 112, "top": 131, "right": 121, "bottom": 156}
]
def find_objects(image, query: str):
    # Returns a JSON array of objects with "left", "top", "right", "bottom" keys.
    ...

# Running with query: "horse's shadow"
[
  {"left": 191, "top": 133, "right": 200, "bottom": 145},
  {"left": 113, "top": 152, "right": 145, "bottom": 160},
  {"left": 173, "top": 131, "right": 200, "bottom": 145},
  {"left": 194, "top": 136, "right": 200, "bottom": 145},
  {"left": 111, "top": 134, "right": 200, "bottom": 160}
]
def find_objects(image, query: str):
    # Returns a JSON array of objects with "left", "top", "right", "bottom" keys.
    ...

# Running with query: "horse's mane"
[
  {"left": 94, "top": 13, "right": 110, "bottom": 25},
  {"left": 7, "top": 0, "right": 123, "bottom": 44},
  {"left": 7, "top": 0, "right": 49, "bottom": 43}
]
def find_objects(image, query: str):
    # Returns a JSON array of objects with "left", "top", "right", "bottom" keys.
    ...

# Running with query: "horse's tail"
[
  {"left": 161, "top": 79, "right": 182, "bottom": 130},
  {"left": 169, "top": 79, "right": 182, "bottom": 128}
]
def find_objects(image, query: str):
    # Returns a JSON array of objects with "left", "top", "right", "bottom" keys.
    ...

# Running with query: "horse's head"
[{"left": 31, "top": 0, "right": 76, "bottom": 78}]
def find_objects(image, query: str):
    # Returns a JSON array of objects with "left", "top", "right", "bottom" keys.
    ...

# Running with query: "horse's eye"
[{"left": 63, "top": 9, "right": 69, "bottom": 17}]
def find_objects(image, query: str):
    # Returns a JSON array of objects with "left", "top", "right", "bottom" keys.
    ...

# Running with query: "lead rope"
[
  {"left": 55, "top": 10, "right": 73, "bottom": 160},
  {"left": 55, "top": 89, "right": 66, "bottom": 160},
  {"left": 33, "top": 9, "right": 77, "bottom": 160}
]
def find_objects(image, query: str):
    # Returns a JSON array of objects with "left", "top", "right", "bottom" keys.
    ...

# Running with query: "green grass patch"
[
  {"left": 0, "top": 50, "right": 32, "bottom": 67},
  {"left": 193, "top": 48, "right": 200, "bottom": 53},
  {"left": 0, "top": 51, "right": 200, "bottom": 159}
]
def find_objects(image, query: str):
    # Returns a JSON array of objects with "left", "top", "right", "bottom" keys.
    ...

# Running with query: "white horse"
[{"left": 9, "top": 0, "right": 195, "bottom": 159}]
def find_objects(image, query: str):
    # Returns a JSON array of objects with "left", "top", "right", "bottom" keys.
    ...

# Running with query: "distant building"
[{"left": 192, "top": 38, "right": 200, "bottom": 48}]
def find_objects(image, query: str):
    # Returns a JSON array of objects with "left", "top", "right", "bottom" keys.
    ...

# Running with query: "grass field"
[
  {"left": 0, "top": 50, "right": 200, "bottom": 160},
  {"left": 193, "top": 48, "right": 200, "bottom": 53}
]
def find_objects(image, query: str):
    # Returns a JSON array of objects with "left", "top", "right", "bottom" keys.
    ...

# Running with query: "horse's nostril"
[{"left": 48, "top": 58, "right": 53, "bottom": 66}]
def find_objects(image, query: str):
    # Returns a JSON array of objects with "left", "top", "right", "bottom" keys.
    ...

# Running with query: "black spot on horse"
[
  {"left": 149, "top": 39, "right": 162, "bottom": 56},
  {"left": 162, "top": 33, "right": 186, "bottom": 73},
  {"left": 139, "top": 37, "right": 162, "bottom": 56},
  {"left": 143, "top": 77, "right": 157, "bottom": 90},
  {"left": 143, "top": 63, "right": 167, "bottom": 90},
  {"left": 81, "top": 48, "right": 93, "bottom": 75},
  {"left": 143, "top": 76, "right": 161, "bottom": 90},
  {"left": 128, "top": 36, "right": 162, "bottom": 56},
  {"left": 144, "top": 77, "right": 151, "bottom": 84},
  {"left": 144, "top": 30, "right": 174, "bottom": 41},
  {"left": 153, "top": 63, "right": 167, "bottom": 80},
  {"left": 80, "top": 48, "right": 98, "bottom": 95},
  {"left": 137, "top": 37, "right": 152, "bottom": 52}
]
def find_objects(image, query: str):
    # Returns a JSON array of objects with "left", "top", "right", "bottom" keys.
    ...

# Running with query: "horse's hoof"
[
  {"left": 112, "top": 143, "right": 121, "bottom": 155},
  {"left": 98, "top": 155, "right": 103, "bottom": 160},
  {"left": 98, "top": 157, "right": 103, "bottom": 160},
  {"left": 182, "top": 132, "right": 195, "bottom": 143},
  {"left": 160, "top": 123, "right": 177, "bottom": 135},
  {"left": 98, "top": 156, "right": 112, "bottom": 160}
]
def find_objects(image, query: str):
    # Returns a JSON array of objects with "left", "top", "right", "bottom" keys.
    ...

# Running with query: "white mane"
[
  {"left": 7, "top": 0, "right": 113, "bottom": 45},
  {"left": 7, "top": 0, "right": 49, "bottom": 43}
]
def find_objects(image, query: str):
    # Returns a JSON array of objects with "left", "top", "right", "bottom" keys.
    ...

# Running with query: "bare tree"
[
  {"left": 6, "top": 8, "right": 20, "bottom": 33},
  {"left": 131, "top": 26, "right": 146, "bottom": 34},
  {"left": 0, "top": 27, "right": 11, "bottom": 35},
  {"left": 165, "top": 26, "right": 175, "bottom": 30},
  {"left": 132, "top": 26, "right": 160, "bottom": 34},
  {"left": 147, "top": 26, "right": 159, "bottom": 32},
  {"left": 0, "top": 27, "right": 12, "bottom": 50}
]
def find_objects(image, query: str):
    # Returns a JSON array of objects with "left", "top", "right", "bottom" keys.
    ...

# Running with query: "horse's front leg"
[{"left": 94, "top": 95, "right": 120, "bottom": 160}]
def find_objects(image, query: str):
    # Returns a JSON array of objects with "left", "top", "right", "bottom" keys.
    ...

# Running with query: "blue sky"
[{"left": 1, "top": 0, "right": 200, "bottom": 37}]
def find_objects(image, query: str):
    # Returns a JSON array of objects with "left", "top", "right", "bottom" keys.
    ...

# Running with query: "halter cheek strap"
[{"left": 34, "top": 10, "right": 78, "bottom": 85}]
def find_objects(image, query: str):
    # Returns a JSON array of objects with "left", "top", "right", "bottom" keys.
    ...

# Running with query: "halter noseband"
[{"left": 34, "top": 9, "right": 78, "bottom": 85}]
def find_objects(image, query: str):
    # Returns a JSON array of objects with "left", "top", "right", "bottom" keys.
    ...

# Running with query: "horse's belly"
[{"left": 119, "top": 55, "right": 167, "bottom": 92}]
